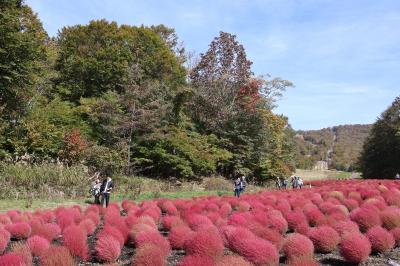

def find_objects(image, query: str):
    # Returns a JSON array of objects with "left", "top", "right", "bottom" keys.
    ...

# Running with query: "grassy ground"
[
  {"left": 295, "top": 169, "right": 359, "bottom": 181},
  {"left": 0, "top": 170, "right": 358, "bottom": 212},
  {"left": 0, "top": 190, "right": 232, "bottom": 212}
]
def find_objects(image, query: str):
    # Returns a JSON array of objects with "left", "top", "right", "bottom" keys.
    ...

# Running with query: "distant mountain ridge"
[{"left": 294, "top": 124, "right": 372, "bottom": 171}]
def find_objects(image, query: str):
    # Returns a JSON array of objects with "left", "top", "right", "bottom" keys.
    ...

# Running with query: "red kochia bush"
[
  {"left": 27, "top": 235, "right": 50, "bottom": 257},
  {"left": 380, "top": 208, "right": 400, "bottom": 230},
  {"left": 350, "top": 207, "right": 381, "bottom": 232},
  {"left": 0, "top": 236, "right": 8, "bottom": 254},
  {"left": 133, "top": 243, "right": 168, "bottom": 266},
  {"left": 308, "top": 226, "right": 340, "bottom": 253},
  {"left": 234, "top": 238, "right": 279, "bottom": 266},
  {"left": 285, "top": 211, "right": 307, "bottom": 231},
  {"left": 252, "top": 227, "right": 283, "bottom": 250},
  {"left": 178, "top": 255, "right": 216, "bottom": 266},
  {"left": 366, "top": 226, "right": 395, "bottom": 253},
  {"left": 339, "top": 232, "right": 371, "bottom": 263},
  {"left": 11, "top": 242, "right": 32, "bottom": 266},
  {"left": 5, "top": 222, "right": 31, "bottom": 239},
  {"left": 0, "top": 228, "right": 10, "bottom": 242},
  {"left": 168, "top": 226, "right": 195, "bottom": 250},
  {"left": 226, "top": 227, "right": 256, "bottom": 253},
  {"left": 332, "top": 221, "right": 359, "bottom": 237},
  {"left": 0, "top": 252, "right": 24, "bottom": 266},
  {"left": 184, "top": 230, "right": 224, "bottom": 260},
  {"left": 63, "top": 225, "right": 89, "bottom": 261},
  {"left": 95, "top": 235, "right": 121, "bottom": 263},
  {"left": 79, "top": 218, "right": 96, "bottom": 236},
  {"left": 162, "top": 216, "right": 185, "bottom": 231},
  {"left": 41, "top": 245, "right": 75, "bottom": 266},
  {"left": 97, "top": 226, "right": 124, "bottom": 248},
  {"left": 186, "top": 214, "right": 214, "bottom": 230},
  {"left": 391, "top": 227, "right": 400, "bottom": 246},
  {"left": 216, "top": 255, "right": 252, "bottom": 266},
  {"left": 37, "top": 223, "right": 61, "bottom": 242},
  {"left": 285, "top": 257, "right": 320, "bottom": 266},
  {"left": 135, "top": 231, "right": 170, "bottom": 255},
  {"left": 283, "top": 233, "right": 314, "bottom": 260}
]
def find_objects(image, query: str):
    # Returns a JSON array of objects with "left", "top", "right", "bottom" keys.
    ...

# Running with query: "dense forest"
[
  {"left": 0, "top": 0, "right": 297, "bottom": 184},
  {"left": 294, "top": 124, "right": 372, "bottom": 171}
]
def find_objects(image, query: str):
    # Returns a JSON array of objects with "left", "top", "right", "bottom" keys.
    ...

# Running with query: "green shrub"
[{"left": 203, "top": 177, "right": 232, "bottom": 191}]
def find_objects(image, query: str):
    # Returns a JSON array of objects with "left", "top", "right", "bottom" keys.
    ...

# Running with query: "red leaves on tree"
[{"left": 59, "top": 128, "right": 87, "bottom": 165}]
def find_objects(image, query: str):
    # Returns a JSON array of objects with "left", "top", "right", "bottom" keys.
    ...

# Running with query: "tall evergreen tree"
[{"left": 359, "top": 96, "right": 400, "bottom": 178}]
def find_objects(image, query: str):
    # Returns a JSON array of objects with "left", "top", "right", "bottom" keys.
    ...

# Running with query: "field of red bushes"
[{"left": 2, "top": 179, "right": 400, "bottom": 265}]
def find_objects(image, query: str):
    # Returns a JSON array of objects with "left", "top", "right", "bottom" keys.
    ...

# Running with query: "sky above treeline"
[{"left": 27, "top": 0, "right": 400, "bottom": 130}]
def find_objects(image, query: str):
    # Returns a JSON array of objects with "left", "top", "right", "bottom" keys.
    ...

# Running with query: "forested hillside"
[
  {"left": 0, "top": 0, "right": 296, "bottom": 186},
  {"left": 294, "top": 124, "right": 372, "bottom": 171}
]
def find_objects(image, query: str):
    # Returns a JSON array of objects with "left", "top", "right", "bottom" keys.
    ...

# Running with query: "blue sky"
[{"left": 27, "top": 0, "right": 400, "bottom": 130}]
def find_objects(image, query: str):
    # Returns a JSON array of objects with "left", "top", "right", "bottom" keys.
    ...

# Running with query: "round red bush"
[
  {"left": 216, "top": 255, "right": 252, "bottom": 266},
  {"left": 5, "top": 222, "right": 31, "bottom": 239},
  {"left": 134, "top": 231, "right": 170, "bottom": 255},
  {"left": 234, "top": 237, "right": 279, "bottom": 266},
  {"left": 350, "top": 207, "right": 381, "bottom": 232},
  {"left": 185, "top": 230, "right": 224, "bottom": 260},
  {"left": 266, "top": 215, "right": 288, "bottom": 234},
  {"left": 286, "top": 257, "right": 320, "bottom": 266},
  {"left": 63, "top": 225, "right": 89, "bottom": 261},
  {"left": 285, "top": 211, "right": 308, "bottom": 231},
  {"left": 133, "top": 243, "right": 168, "bottom": 266},
  {"left": 0, "top": 229, "right": 10, "bottom": 242},
  {"left": 162, "top": 216, "right": 184, "bottom": 231},
  {"left": 332, "top": 221, "right": 359, "bottom": 237},
  {"left": 0, "top": 236, "right": 8, "bottom": 255},
  {"left": 304, "top": 208, "right": 326, "bottom": 227},
  {"left": 226, "top": 227, "right": 256, "bottom": 253},
  {"left": 380, "top": 208, "right": 400, "bottom": 230},
  {"left": 308, "top": 226, "right": 340, "bottom": 253},
  {"left": 178, "top": 255, "right": 216, "bottom": 266},
  {"left": 79, "top": 218, "right": 96, "bottom": 236},
  {"left": 0, "top": 252, "right": 24, "bottom": 266},
  {"left": 294, "top": 222, "right": 310, "bottom": 236},
  {"left": 97, "top": 225, "right": 124, "bottom": 248},
  {"left": 95, "top": 235, "right": 121, "bottom": 263},
  {"left": 366, "top": 226, "right": 395, "bottom": 253},
  {"left": 41, "top": 245, "right": 76, "bottom": 266},
  {"left": 343, "top": 198, "right": 359, "bottom": 211},
  {"left": 11, "top": 242, "right": 32, "bottom": 266},
  {"left": 252, "top": 227, "right": 283, "bottom": 250},
  {"left": 391, "top": 227, "right": 400, "bottom": 246},
  {"left": 283, "top": 233, "right": 314, "bottom": 260},
  {"left": 37, "top": 223, "right": 61, "bottom": 242},
  {"left": 27, "top": 235, "right": 50, "bottom": 257},
  {"left": 339, "top": 232, "right": 371, "bottom": 263},
  {"left": 168, "top": 226, "right": 194, "bottom": 250}
]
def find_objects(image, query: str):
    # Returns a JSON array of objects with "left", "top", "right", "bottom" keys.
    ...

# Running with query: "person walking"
[
  {"left": 91, "top": 178, "right": 101, "bottom": 205},
  {"left": 276, "top": 177, "right": 282, "bottom": 190},
  {"left": 234, "top": 177, "right": 242, "bottom": 198},
  {"left": 282, "top": 178, "right": 288, "bottom": 189},
  {"left": 240, "top": 175, "right": 247, "bottom": 194},
  {"left": 297, "top": 177, "right": 304, "bottom": 189},
  {"left": 100, "top": 175, "right": 114, "bottom": 208}
]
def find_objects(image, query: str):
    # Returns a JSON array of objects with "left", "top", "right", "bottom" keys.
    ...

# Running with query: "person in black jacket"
[{"left": 100, "top": 175, "right": 114, "bottom": 208}]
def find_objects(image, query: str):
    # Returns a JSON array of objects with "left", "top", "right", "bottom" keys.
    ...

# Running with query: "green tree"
[
  {"left": 359, "top": 96, "right": 400, "bottom": 178},
  {"left": 56, "top": 20, "right": 186, "bottom": 102},
  {"left": 0, "top": 0, "right": 47, "bottom": 117}
]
